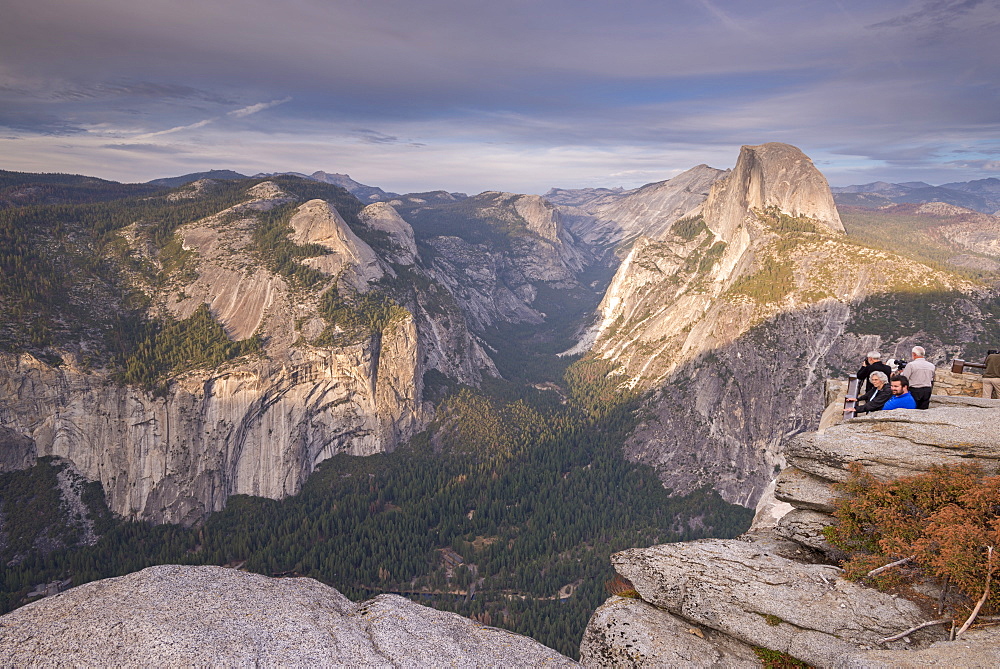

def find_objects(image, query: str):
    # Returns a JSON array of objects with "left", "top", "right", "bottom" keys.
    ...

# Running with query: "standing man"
[
  {"left": 983, "top": 349, "right": 1000, "bottom": 399},
  {"left": 907, "top": 346, "right": 935, "bottom": 409}
]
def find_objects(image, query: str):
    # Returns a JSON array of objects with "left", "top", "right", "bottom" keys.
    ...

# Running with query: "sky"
[{"left": 1, "top": 0, "right": 998, "bottom": 195}]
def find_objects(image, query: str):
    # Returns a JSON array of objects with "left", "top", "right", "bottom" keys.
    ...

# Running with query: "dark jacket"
[
  {"left": 856, "top": 385, "right": 892, "bottom": 414},
  {"left": 985, "top": 354, "right": 1000, "bottom": 379},
  {"left": 858, "top": 360, "right": 892, "bottom": 395}
]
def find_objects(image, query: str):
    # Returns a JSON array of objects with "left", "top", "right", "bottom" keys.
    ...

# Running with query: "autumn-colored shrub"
[
  {"left": 604, "top": 574, "right": 640, "bottom": 598},
  {"left": 826, "top": 463, "right": 1000, "bottom": 616}
]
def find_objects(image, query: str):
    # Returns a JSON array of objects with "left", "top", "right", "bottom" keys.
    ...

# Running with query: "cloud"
[
  {"left": 868, "top": 0, "right": 991, "bottom": 29},
  {"left": 0, "top": 0, "right": 996, "bottom": 192},
  {"left": 133, "top": 117, "right": 216, "bottom": 140},
  {"left": 945, "top": 159, "right": 1000, "bottom": 171},
  {"left": 693, "top": 0, "right": 759, "bottom": 38},
  {"left": 0, "top": 109, "right": 85, "bottom": 135},
  {"left": 102, "top": 143, "right": 187, "bottom": 154},
  {"left": 128, "top": 99, "right": 291, "bottom": 140},
  {"left": 228, "top": 97, "right": 292, "bottom": 118},
  {"left": 52, "top": 81, "right": 232, "bottom": 103},
  {"left": 353, "top": 128, "right": 402, "bottom": 145}
]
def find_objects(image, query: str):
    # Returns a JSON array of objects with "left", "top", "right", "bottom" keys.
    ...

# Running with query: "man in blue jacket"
[{"left": 883, "top": 375, "right": 917, "bottom": 411}]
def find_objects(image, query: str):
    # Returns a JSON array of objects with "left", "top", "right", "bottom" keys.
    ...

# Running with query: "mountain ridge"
[{"left": 832, "top": 178, "right": 1000, "bottom": 214}]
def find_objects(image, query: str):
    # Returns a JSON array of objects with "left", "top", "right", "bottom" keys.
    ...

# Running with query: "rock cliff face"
[
  {"left": 399, "top": 191, "right": 597, "bottom": 334},
  {"left": 358, "top": 201, "right": 418, "bottom": 265},
  {"left": 0, "top": 565, "right": 574, "bottom": 666},
  {"left": 560, "top": 165, "right": 727, "bottom": 249},
  {"left": 0, "top": 318, "right": 423, "bottom": 526},
  {"left": 287, "top": 199, "right": 385, "bottom": 290},
  {"left": 582, "top": 397, "right": 1000, "bottom": 667},
  {"left": 576, "top": 144, "right": 862, "bottom": 386},
  {"left": 0, "top": 182, "right": 498, "bottom": 524}
]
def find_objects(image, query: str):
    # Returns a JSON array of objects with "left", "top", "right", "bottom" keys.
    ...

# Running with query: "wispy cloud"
[
  {"left": 228, "top": 97, "right": 292, "bottom": 118},
  {"left": 693, "top": 0, "right": 759, "bottom": 38},
  {"left": 130, "top": 99, "right": 292, "bottom": 140},
  {"left": 133, "top": 117, "right": 216, "bottom": 140},
  {"left": 946, "top": 159, "right": 1000, "bottom": 171},
  {"left": 0, "top": 109, "right": 85, "bottom": 135},
  {"left": 353, "top": 128, "right": 401, "bottom": 145},
  {"left": 868, "top": 0, "right": 991, "bottom": 29},
  {"left": 102, "top": 143, "right": 187, "bottom": 154}
]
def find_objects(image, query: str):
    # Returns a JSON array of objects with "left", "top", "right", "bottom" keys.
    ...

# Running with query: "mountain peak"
[{"left": 702, "top": 142, "right": 843, "bottom": 242}]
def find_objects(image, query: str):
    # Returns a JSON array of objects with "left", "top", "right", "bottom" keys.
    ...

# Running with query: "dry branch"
[
  {"left": 866, "top": 555, "right": 914, "bottom": 578},
  {"left": 877, "top": 618, "right": 951, "bottom": 644}
]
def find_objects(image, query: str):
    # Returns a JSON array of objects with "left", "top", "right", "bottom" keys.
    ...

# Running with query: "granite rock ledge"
[
  {"left": 0, "top": 565, "right": 576, "bottom": 667},
  {"left": 581, "top": 396, "right": 1000, "bottom": 667}
]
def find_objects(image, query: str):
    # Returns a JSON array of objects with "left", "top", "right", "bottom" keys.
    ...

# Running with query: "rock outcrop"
[
  {"left": 0, "top": 187, "right": 498, "bottom": 524},
  {"left": 582, "top": 397, "right": 1000, "bottom": 667},
  {"left": 774, "top": 395, "right": 1000, "bottom": 555},
  {"left": 581, "top": 595, "right": 760, "bottom": 667},
  {"left": 603, "top": 540, "right": 937, "bottom": 667},
  {"left": 287, "top": 199, "right": 384, "bottom": 290},
  {"left": 701, "top": 142, "right": 844, "bottom": 243},
  {"left": 0, "top": 565, "right": 575, "bottom": 666},
  {"left": 358, "top": 201, "right": 418, "bottom": 265}
]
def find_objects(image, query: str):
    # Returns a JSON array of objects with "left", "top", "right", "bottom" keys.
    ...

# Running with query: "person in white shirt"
[{"left": 906, "top": 345, "right": 936, "bottom": 409}]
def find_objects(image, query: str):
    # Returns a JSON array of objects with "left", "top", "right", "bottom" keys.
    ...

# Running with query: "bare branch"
[
  {"left": 867, "top": 555, "right": 915, "bottom": 578},
  {"left": 878, "top": 618, "right": 951, "bottom": 644}
]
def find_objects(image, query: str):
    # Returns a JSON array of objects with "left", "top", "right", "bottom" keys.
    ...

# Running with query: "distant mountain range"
[
  {"left": 148, "top": 169, "right": 402, "bottom": 203},
  {"left": 146, "top": 170, "right": 248, "bottom": 188},
  {"left": 831, "top": 178, "right": 1000, "bottom": 214},
  {"left": 285, "top": 171, "right": 401, "bottom": 203},
  {"left": 145, "top": 171, "right": 1000, "bottom": 216}
]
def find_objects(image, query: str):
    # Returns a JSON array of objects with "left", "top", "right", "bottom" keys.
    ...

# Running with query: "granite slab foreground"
[{"left": 0, "top": 565, "right": 575, "bottom": 667}]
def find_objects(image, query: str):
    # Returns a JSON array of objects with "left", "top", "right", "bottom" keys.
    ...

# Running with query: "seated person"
[
  {"left": 857, "top": 351, "right": 892, "bottom": 399},
  {"left": 883, "top": 375, "right": 917, "bottom": 411},
  {"left": 848, "top": 370, "right": 891, "bottom": 414}
]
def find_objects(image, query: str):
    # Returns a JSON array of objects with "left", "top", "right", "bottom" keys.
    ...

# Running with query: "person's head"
[
  {"left": 870, "top": 371, "right": 888, "bottom": 388},
  {"left": 867, "top": 350, "right": 882, "bottom": 364},
  {"left": 912, "top": 346, "right": 926, "bottom": 359},
  {"left": 988, "top": 349, "right": 998, "bottom": 356},
  {"left": 891, "top": 375, "right": 909, "bottom": 396}
]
